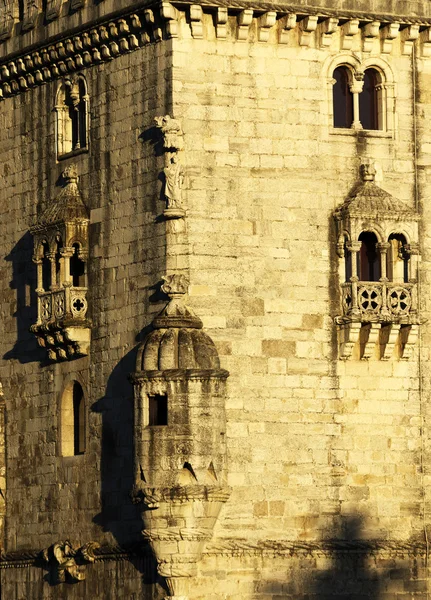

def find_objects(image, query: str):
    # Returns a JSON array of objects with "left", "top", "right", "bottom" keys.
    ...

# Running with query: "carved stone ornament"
[
  {"left": 154, "top": 115, "right": 184, "bottom": 152},
  {"left": 155, "top": 115, "right": 186, "bottom": 219},
  {"left": 131, "top": 272, "right": 230, "bottom": 600},
  {"left": 29, "top": 165, "right": 91, "bottom": 361},
  {"left": 42, "top": 540, "right": 100, "bottom": 583},
  {"left": 334, "top": 163, "right": 420, "bottom": 361}
]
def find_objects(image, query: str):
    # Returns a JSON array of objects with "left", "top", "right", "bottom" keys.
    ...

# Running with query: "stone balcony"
[
  {"left": 336, "top": 281, "right": 419, "bottom": 360},
  {"left": 31, "top": 285, "right": 91, "bottom": 361}
]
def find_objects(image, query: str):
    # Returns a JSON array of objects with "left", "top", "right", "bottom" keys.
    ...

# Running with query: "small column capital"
[
  {"left": 377, "top": 242, "right": 391, "bottom": 253},
  {"left": 347, "top": 241, "right": 362, "bottom": 253}
]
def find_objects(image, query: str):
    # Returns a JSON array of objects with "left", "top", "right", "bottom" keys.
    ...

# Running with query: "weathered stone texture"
[{"left": 0, "top": 0, "right": 431, "bottom": 598}]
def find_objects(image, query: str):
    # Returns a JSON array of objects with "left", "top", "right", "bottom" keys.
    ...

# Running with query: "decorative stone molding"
[
  {"left": 402, "top": 24, "right": 420, "bottom": 55},
  {"left": 131, "top": 273, "right": 230, "bottom": 600},
  {"left": 381, "top": 22, "right": 400, "bottom": 54},
  {"left": 320, "top": 17, "right": 338, "bottom": 49},
  {"left": 155, "top": 116, "right": 186, "bottom": 219},
  {"left": 258, "top": 11, "right": 276, "bottom": 43},
  {"left": 334, "top": 163, "right": 420, "bottom": 361},
  {"left": 362, "top": 21, "right": 380, "bottom": 53},
  {"left": 42, "top": 540, "right": 99, "bottom": 583},
  {"left": 29, "top": 165, "right": 91, "bottom": 361}
]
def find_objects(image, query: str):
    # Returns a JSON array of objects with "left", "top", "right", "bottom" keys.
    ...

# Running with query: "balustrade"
[{"left": 341, "top": 281, "right": 416, "bottom": 322}]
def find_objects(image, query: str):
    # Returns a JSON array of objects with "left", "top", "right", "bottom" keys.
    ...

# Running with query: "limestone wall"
[
  {"left": 0, "top": 39, "right": 173, "bottom": 552},
  {"left": 172, "top": 20, "right": 425, "bottom": 544},
  {"left": 0, "top": 0, "right": 431, "bottom": 598}
]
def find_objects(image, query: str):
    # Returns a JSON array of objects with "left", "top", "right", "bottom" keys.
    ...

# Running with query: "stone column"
[
  {"left": 347, "top": 241, "right": 361, "bottom": 316},
  {"left": 350, "top": 76, "right": 364, "bottom": 130}
]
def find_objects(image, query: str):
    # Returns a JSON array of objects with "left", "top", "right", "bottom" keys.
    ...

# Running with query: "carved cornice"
[
  {"left": 204, "top": 538, "right": 430, "bottom": 558},
  {"left": 131, "top": 483, "right": 232, "bottom": 508},
  {"left": 0, "top": 538, "right": 427, "bottom": 569},
  {"left": 130, "top": 368, "right": 230, "bottom": 383},
  {"left": 0, "top": 10, "right": 148, "bottom": 101},
  {"left": 0, "top": 543, "right": 145, "bottom": 569},
  {"left": 3, "top": 1, "right": 431, "bottom": 101}
]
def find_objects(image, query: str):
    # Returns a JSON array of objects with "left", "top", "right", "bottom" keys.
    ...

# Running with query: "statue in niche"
[{"left": 163, "top": 154, "right": 184, "bottom": 209}]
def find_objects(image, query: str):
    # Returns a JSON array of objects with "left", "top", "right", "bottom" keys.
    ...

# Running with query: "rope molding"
[{"left": 0, "top": 538, "right": 427, "bottom": 568}]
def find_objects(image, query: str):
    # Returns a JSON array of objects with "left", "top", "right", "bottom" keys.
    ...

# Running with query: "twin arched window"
[
  {"left": 333, "top": 66, "right": 382, "bottom": 131},
  {"left": 55, "top": 76, "right": 89, "bottom": 159}
]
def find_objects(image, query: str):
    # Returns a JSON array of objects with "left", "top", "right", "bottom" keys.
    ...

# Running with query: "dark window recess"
[
  {"left": 359, "top": 69, "right": 379, "bottom": 130},
  {"left": 55, "top": 240, "right": 62, "bottom": 286},
  {"left": 359, "top": 231, "right": 381, "bottom": 282},
  {"left": 333, "top": 67, "right": 353, "bottom": 129},
  {"left": 73, "top": 382, "right": 85, "bottom": 455},
  {"left": 149, "top": 394, "right": 168, "bottom": 426},
  {"left": 70, "top": 243, "right": 85, "bottom": 287},
  {"left": 344, "top": 238, "right": 352, "bottom": 282},
  {"left": 42, "top": 241, "right": 51, "bottom": 291}
]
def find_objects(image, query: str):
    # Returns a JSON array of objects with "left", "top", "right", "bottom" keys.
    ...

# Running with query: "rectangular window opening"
[{"left": 148, "top": 394, "right": 168, "bottom": 426}]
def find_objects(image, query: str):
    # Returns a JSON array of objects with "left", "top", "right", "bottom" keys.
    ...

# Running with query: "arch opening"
[
  {"left": 333, "top": 66, "right": 353, "bottom": 129},
  {"left": 359, "top": 231, "right": 380, "bottom": 281}
]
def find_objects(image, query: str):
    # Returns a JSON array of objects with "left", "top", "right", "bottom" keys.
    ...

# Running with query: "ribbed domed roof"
[
  {"left": 335, "top": 164, "right": 417, "bottom": 221},
  {"left": 135, "top": 274, "right": 221, "bottom": 372},
  {"left": 30, "top": 165, "right": 89, "bottom": 232}
]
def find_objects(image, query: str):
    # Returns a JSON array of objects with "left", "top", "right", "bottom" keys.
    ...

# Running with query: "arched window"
[
  {"left": 61, "top": 381, "right": 86, "bottom": 456},
  {"left": 359, "top": 68, "right": 380, "bottom": 130},
  {"left": 42, "top": 241, "right": 51, "bottom": 291},
  {"left": 70, "top": 243, "right": 86, "bottom": 287},
  {"left": 388, "top": 234, "right": 409, "bottom": 283},
  {"left": 359, "top": 232, "right": 380, "bottom": 281},
  {"left": 333, "top": 66, "right": 353, "bottom": 129},
  {"left": 55, "top": 76, "right": 89, "bottom": 159}
]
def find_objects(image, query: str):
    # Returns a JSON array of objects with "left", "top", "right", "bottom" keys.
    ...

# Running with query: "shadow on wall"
[
  {"left": 91, "top": 343, "right": 143, "bottom": 547},
  {"left": 4, "top": 232, "right": 45, "bottom": 364},
  {"left": 312, "top": 515, "right": 380, "bottom": 600},
  {"left": 260, "top": 515, "right": 387, "bottom": 599},
  {"left": 91, "top": 329, "right": 161, "bottom": 590}
]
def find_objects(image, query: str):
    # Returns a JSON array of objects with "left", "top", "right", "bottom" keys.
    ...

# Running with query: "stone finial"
[
  {"left": 161, "top": 274, "right": 189, "bottom": 297},
  {"left": 62, "top": 164, "right": 78, "bottom": 183},
  {"left": 154, "top": 115, "right": 184, "bottom": 151},
  {"left": 360, "top": 163, "right": 376, "bottom": 182}
]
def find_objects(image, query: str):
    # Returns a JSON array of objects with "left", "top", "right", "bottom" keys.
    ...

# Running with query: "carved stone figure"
[
  {"left": 163, "top": 154, "right": 184, "bottom": 209},
  {"left": 42, "top": 540, "right": 99, "bottom": 583}
]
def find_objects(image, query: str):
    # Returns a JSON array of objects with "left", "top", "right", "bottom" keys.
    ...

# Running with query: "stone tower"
[{"left": 1, "top": 0, "right": 431, "bottom": 598}]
